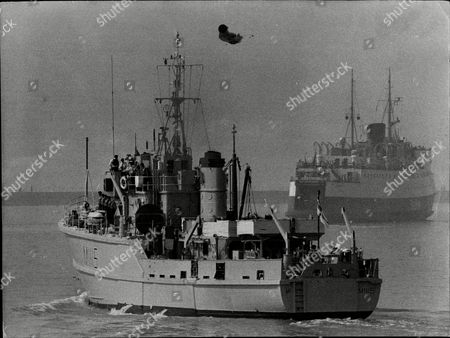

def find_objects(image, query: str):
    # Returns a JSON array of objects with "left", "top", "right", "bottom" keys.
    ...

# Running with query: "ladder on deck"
[{"left": 294, "top": 282, "right": 304, "bottom": 312}]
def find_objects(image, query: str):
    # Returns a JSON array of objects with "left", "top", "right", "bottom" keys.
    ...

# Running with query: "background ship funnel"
[{"left": 366, "top": 123, "right": 386, "bottom": 145}]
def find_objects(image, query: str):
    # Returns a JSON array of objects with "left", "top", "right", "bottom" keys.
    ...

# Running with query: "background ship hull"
[
  {"left": 288, "top": 194, "right": 436, "bottom": 222},
  {"left": 288, "top": 169, "right": 436, "bottom": 222}
]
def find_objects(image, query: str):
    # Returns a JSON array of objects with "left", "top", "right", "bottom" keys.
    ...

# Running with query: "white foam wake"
[
  {"left": 109, "top": 304, "right": 134, "bottom": 315},
  {"left": 25, "top": 291, "right": 89, "bottom": 312},
  {"left": 142, "top": 308, "right": 168, "bottom": 321}
]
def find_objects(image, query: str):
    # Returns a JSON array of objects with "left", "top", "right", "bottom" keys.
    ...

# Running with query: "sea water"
[{"left": 2, "top": 201, "right": 449, "bottom": 337}]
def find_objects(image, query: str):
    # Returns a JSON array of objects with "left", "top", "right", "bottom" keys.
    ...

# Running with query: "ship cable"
[{"left": 199, "top": 101, "right": 211, "bottom": 150}]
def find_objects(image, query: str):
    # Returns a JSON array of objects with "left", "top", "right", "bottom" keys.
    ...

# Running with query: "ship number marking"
[{"left": 358, "top": 287, "right": 375, "bottom": 294}]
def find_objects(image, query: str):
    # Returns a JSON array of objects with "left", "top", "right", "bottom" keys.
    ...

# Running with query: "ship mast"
[
  {"left": 84, "top": 137, "right": 93, "bottom": 205},
  {"left": 85, "top": 137, "right": 88, "bottom": 201},
  {"left": 155, "top": 32, "right": 201, "bottom": 166},
  {"left": 345, "top": 69, "right": 358, "bottom": 148},
  {"left": 350, "top": 69, "right": 355, "bottom": 147},
  {"left": 230, "top": 125, "right": 238, "bottom": 220},
  {"left": 387, "top": 68, "right": 392, "bottom": 141},
  {"left": 111, "top": 55, "right": 115, "bottom": 156},
  {"left": 384, "top": 68, "right": 400, "bottom": 142}
]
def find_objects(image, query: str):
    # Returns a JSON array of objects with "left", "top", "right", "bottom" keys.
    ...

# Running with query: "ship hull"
[
  {"left": 288, "top": 194, "right": 436, "bottom": 222},
  {"left": 59, "top": 223, "right": 381, "bottom": 319},
  {"left": 87, "top": 300, "right": 374, "bottom": 319},
  {"left": 287, "top": 168, "right": 436, "bottom": 222}
]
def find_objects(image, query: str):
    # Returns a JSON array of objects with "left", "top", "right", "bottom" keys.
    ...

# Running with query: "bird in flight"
[{"left": 218, "top": 24, "right": 243, "bottom": 45}]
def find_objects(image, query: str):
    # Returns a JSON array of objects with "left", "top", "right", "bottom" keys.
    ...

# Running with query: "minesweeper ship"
[
  {"left": 59, "top": 34, "right": 382, "bottom": 319},
  {"left": 287, "top": 69, "right": 436, "bottom": 222}
]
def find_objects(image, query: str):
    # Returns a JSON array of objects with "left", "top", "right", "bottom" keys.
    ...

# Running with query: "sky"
[{"left": 1, "top": 0, "right": 449, "bottom": 192}]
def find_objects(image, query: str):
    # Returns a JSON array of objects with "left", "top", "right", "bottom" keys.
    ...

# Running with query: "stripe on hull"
[{"left": 87, "top": 300, "right": 373, "bottom": 320}]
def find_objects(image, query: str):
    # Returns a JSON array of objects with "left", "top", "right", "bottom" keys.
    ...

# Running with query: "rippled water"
[{"left": 2, "top": 203, "right": 449, "bottom": 337}]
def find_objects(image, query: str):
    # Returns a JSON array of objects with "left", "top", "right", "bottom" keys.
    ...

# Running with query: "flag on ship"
[
  {"left": 134, "top": 132, "right": 140, "bottom": 156},
  {"left": 341, "top": 207, "right": 354, "bottom": 237},
  {"left": 316, "top": 191, "right": 329, "bottom": 227}
]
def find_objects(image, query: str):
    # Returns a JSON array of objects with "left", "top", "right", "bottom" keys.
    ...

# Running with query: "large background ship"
[
  {"left": 58, "top": 34, "right": 381, "bottom": 319},
  {"left": 286, "top": 70, "right": 436, "bottom": 223}
]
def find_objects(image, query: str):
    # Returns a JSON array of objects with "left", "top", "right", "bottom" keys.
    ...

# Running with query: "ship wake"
[
  {"left": 289, "top": 314, "right": 448, "bottom": 335},
  {"left": 109, "top": 304, "right": 134, "bottom": 316},
  {"left": 16, "top": 291, "right": 89, "bottom": 314},
  {"left": 290, "top": 317, "right": 372, "bottom": 328}
]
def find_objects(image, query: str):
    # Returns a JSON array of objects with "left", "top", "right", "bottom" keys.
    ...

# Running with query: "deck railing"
[{"left": 107, "top": 172, "right": 198, "bottom": 193}]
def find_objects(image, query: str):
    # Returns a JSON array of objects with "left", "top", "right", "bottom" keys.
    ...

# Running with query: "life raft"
[{"left": 120, "top": 176, "right": 127, "bottom": 189}]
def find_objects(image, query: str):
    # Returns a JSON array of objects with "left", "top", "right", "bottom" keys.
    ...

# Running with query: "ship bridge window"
[
  {"left": 214, "top": 263, "right": 225, "bottom": 280},
  {"left": 103, "top": 178, "right": 114, "bottom": 192},
  {"left": 203, "top": 241, "right": 209, "bottom": 256}
]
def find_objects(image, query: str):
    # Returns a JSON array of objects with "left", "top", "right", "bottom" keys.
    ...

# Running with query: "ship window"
[
  {"left": 103, "top": 178, "right": 114, "bottom": 192},
  {"left": 214, "top": 263, "right": 225, "bottom": 280},
  {"left": 191, "top": 260, "right": 198, "bottom": 278},
  {"left": 203, "top": 241, "right": 209, "bottom": 256},
  {"left": 313, "top": 269, "right": 322, "bottom": 277},
  {"left": 93, "top": 248, "right": 98, "bottom": 268},
  {"left": 242, "top": 276, "right": 250, "bottom": 279},
  {"left": 203, "top": 276, "right": 210, "bottom": 279},
  {"left": 180, "top": 271, "right": 187, "bottom": 279},
  {"left": 159, "top": 274, "right": 165, "bottom": 278},
  {"left": 149, "top": 274, "right": 155, "bottom": 278},
  {"left": 170, "top": 275, "right": 176, "bottom": 279},
  {"left": 257, "top": 270, "right": 264, "bottom": 280}
]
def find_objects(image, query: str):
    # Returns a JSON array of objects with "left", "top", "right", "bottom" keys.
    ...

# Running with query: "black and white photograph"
[{"left": 1, "top": 0, "right": 449, "bottom": 336}]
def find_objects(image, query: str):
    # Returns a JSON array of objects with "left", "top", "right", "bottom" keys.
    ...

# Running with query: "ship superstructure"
[
  {"left": 287, "top": 69, "right": 436, "bottom": 222},
  {"left": 59, "top": 34, "right": 381, "bottom": 319}
]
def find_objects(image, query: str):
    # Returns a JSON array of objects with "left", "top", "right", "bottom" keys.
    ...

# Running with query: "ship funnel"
[{"left": 199, "top": 151, "right": 227, "bottom": 221}]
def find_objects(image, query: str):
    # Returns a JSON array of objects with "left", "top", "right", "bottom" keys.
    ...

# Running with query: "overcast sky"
[{"left": 1, "top": 1, "right": 448, "bottom": 192}]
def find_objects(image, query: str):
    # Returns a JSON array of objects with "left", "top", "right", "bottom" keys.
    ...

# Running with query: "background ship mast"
[
  {"left": 344, "top": 69, "right": 359, "bottom": 148},
  {"left": 383, "top": 68, "right": 401, "bottom": 142}
]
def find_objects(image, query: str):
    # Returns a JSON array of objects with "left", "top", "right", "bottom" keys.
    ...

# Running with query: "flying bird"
[{"left": 218, "top": 24, "right": 243, "bottom": 45}]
